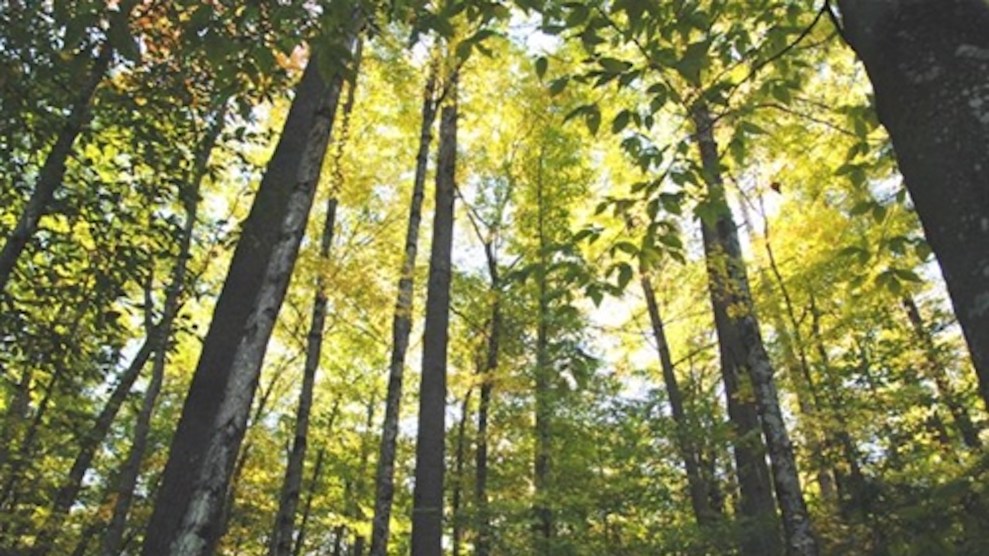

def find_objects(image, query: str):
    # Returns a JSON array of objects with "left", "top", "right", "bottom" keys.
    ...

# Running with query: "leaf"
[
  {"left": 616, "top": 262, "right": 633, "bottom": 291},
  {"left": 675, "top": 40, "right": 709, "bottom": 86},
  {"left": 585, "top": 103, "right": 601, "bottom": 135},
  {"left": 535, "top": 56, "right": 548, "bottom": 79},
  {"left": 549, "top": 76, "right": 569, "bottom": 96},
  {"left": 599, "top": 57, "right": 632, "bottom": 73},
  {"left": 612, "top": 110, "right": 631, "bottom": 134}
]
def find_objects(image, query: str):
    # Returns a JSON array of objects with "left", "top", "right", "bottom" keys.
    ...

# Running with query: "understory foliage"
[{"left": 1, "top": 0, "right": 986, "bottom": 555}]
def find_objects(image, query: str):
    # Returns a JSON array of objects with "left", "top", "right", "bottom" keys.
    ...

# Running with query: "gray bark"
[
  {"left": 474, "top": 241, "right": 501, "bottom": 556},
  {"left": 410, "top": 82, "right": 458, "bottom": 556},
  {"left": 837, "top": 0, "right": 989, "bottom": 410},
  {"left": 692, "top": 104, "right": 817, "bottom": 556},
  {"left": 533, "top": 148, "right": 553, "bottom": 554},
  {"left": 141, "top": 30, "right": 355, "bottom": 553},
  {"left": 369, "top": 64, "right": 439, "bottom": 556},
  {"left": 269, "top": 42, "right": 362, "bottom": 556}
]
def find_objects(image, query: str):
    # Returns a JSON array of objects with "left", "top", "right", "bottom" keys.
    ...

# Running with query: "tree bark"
[
  {"left": 269, "top": 43, "right": 361, "bottom": 556},
  {"left": 640, "top": 274, "right": 718, "bottom": 524},
  {"left": 410, "top": 80, "right": 458, "bottom": 556},
  {"left": 474, "top": 242, "right": 501, "bottom": 556},
  {"left": 836, "top": 0, "right": 989, "bottom": 410},
  {"left": 533, "top": 148, "right": 553, "bottom": 554},
  {"left": 292, "top": 447, "right": 325, "bottom": 556},
  {"left": 141, "top": 29, "right": 355, "bottom": 553},
  {"left": 692, "top": 103, "right": 817, "bottom": 556},
  {"left": 369, "top": 62, "right": 439, "bottom": 556},
  {"left": 451, "top": 390, "right": 472, "bottom": 556}
]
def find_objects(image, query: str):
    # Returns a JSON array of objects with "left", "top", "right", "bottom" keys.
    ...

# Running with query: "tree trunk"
[
  {"left": 269, "top": 44, "right": 361, "bottom": 556},
  {"left": 369, "top": 62, "right": 439, "bottom": 556},
  {"left": 451, "top": 390, "right": 472, "bottom": 556},
  {"left": 692, "top": 104, "right": 817, "bottom": 556},
  {"left": 0, "top": 0, "right": 138, "bottom": 293},
  {"left": 836, "top": 0, "right": 989, "bottom": 410},
  {"left": 901, "top": 295, "right": 981, "bottom": 448},
  {"left": 533, "top": 148, "right": 553, "bottom": 554},
  {"left": 100, "top": 104, "right": 226, "bottom": 556},
  {"left": 410, "top": 79, "right": 458, "bottom": 556},
  {"left": 640, "top": 274, "right": 718, "bottom": 524},
  {"left": 475, "top": 243, "right": 501, "bottom": 556},
  {"left": 292, "top": 447, "right": 325, "bottom": 556},
  {"left": 141, "top": 29, "right": 356, "bottom": 553}
]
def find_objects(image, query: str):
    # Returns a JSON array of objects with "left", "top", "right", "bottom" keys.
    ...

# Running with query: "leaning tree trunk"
[
  {"left": 0, "top": 0, "right": 137, "bottom": 294},
  {"left": 141, "top": 26, "right": 356, "bottom": 553},
  {"left": 100, "top": 104, "right": 226, "bottom": 556},
  {"left": 368, "top": 62, "right": 439, "bottom": 556},
  {"left": 269, "top": 43, "right": 362, "bottom": 556},
  {"left": 836, "top": 0, "right": 989, "bottom": 410},
  {"left": 640, "top": 274, "right": 718, "bottom": 525},
  {"left": 692, "top": 103, "right": 818, "bottom": 556},
  {"left": 410, "top": 79, "right": 458, "bottom": 556}
]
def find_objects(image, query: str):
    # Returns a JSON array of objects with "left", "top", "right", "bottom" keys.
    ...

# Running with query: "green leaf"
[
  {"left": 612, "top": 110, "right": 631, "bottom": 134},
  {"left": 549, "top": 76, "right": 569, "bottom": 96},
  {"left": 616, "top": 262, "right": 633, "bottom": 291},
  {"left": 599, "top": 57, "right": 632, "bottom": 73},
  {"left": 675, "top": 40, "right": 709, "bottom": 86},
  {"left": 535, "top": 56, "right": 548, "bottom": 79},
  {"left": 585, "top": 104, "right": 601, "bottom": 135}
]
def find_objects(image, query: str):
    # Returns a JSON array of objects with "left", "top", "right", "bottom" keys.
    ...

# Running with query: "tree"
[{"left": 836, "top": 0, "right": 989, "bottom": 409}]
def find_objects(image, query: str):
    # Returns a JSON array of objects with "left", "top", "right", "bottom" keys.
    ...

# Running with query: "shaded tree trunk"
[
  {"left": 369, "top": 62, "right": 439, "bottom": 556},
  {"left": 533, "top": 148, "right": 553, "bottom": 554},
  {"left": 410, "top": 79, "right": 458, "bottom": 556},
  {"left": 692, "top": 103, "right": 817, "bottom": 556},
  {"left": 836, "top": 0, "right": 989, "bottom": 410},
  {"left": 292, "top": 447, "right": 325, "bottom": 556},
  {"left": 640, "top": 274, "right": 718, "bottom": 524},
  {"left": 475, "top": 244, "right": 501, "bottom": 556},
  {"left": 141, "top": 25, "right": 356, "bottom": 552},
  {"left": 269, "top": 43, "right": 361, "bottom": 556},
  {"left": 451, "top": 390, "right": 472, "bottom": 556}
]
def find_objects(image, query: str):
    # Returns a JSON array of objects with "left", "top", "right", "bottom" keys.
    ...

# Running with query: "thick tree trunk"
[
  {"left": 410, "top": 82, "right": 458, "bottom": 556},
  {"left": 369, "top": 63, "right": 439, "bottom": 556},
  {"left": 640, "top": 274, "right": 718, "bottom": 524},
  {"left": 141, "top": 32, "right": 354, "bottom": 553},
  {"left": 692, "top": 104, "right": 817, "bottom": 556},
  {"left": 901, "top": 295, "right": 981, "bottom": 448},
  {"left": 836, "top": 0, "right": 989, "bottom": 409},
  {"left": 269, "top": 45, "right": 361, "bottom": 556}
]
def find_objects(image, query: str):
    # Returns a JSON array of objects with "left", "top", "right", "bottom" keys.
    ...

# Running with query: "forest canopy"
[{"left": 1, "top": 0, "right": 988, "bottom": 555}]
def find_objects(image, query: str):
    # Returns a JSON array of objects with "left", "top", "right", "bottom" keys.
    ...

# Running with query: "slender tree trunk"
[
  {"left": 350, "top": 394, "right": 377, "bottom": 556},
  {"left": 533, "top": 148, "right": 553, "bottom": 554},
  {"left": 0, "top": 0, "right": 138, "bottom": 294},
  {"left": 99, "top": 105, "right": 226, "bottom": 556},
  {"left": 474, "top": 244, "right": 501, "bottom": 556},
  {"left": 692, "top": 103, "right": 817, "bottom": 556},
  {"left": 369, "top": 62, "right": 439, "bottom": 556},
  {"left": 410, "top": 78, "right": 458, "bottom": 556},
  {"left": 836, "top": 0, "right": 989, "bottom": 410},
  {"left": 451, "top": 390, "right": 472, "bottom": 556},
  {"left": 640, "top": 274, "right": 718, "bottom": 524},
  {"left": 292, "top": 447, "right": 325, "bottom": 556},
  {"left": 141, "top": 25, "right": 356, "bottom": 552},
  {"left": 901, "top": 295, "right": 981, "bottom": 448},
  {"left": 27, "top": 336, "right": 154, "bottom": 555},
  {"left": 269, "top": 44, "right": 361, "bottom": 556}
]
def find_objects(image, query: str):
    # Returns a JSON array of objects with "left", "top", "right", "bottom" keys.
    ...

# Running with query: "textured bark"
[
  {"left": 837, "top": 0, "right": 989, "bottom": 410},
  {"left": 410, "top": 84, "right": 458, "bottom": 556},
  {"left": 640, "top": 275, "right": 718, "bottom": 524},
  {"left": 369, "top": 64, "right": 439, "bottom": 556},
  {"left": 100, "top": 104, "right": 224, "bottom": 556},
  {"left": 693, "top": 104, "right": 817, "bottom": 556},
  {"left": 901, "top": 295, "right": 981, "bottom": 448},
  {"left": 269, "top": 44, "right": 361, "bottom": 556},
  {"left": 141, "top": 36, "right": 353, "bottom": 554}
]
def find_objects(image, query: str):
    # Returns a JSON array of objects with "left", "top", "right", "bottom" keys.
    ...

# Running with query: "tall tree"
[
  {"left": 836, "top": 0, "right": 989, "bottom": 409},
  {"left": 140, "top": 18, "right": 359, "bottom": 552},
  {"left": 410, "top": 74, "right": 458, "bottom": 556},
  {"left": 369, "top": 61, "right": 439, "bottom": 556}
]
